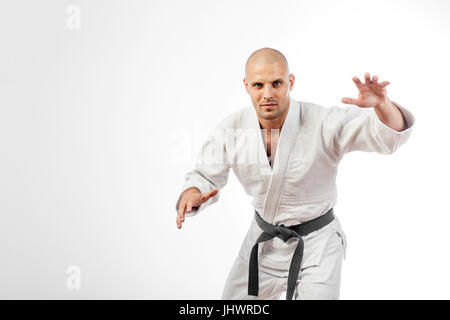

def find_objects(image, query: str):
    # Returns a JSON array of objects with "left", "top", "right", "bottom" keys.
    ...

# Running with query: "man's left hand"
[{"left": 341, "top": 72, "right": 390, "bottom": 108}]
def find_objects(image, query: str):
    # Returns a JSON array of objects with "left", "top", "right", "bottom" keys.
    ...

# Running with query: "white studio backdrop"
[{"left": 0, "top": 0, "right": 448, "bottom": 299}]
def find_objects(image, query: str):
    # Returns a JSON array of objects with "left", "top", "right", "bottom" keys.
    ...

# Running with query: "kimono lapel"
[{"left": 252, "top": 97, "right": 300, "bottom": 224}]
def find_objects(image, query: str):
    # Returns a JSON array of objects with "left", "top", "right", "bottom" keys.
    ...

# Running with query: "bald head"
[
  {"left": 243, "top": 48, "right": 294, "bottom": 128},
  {"left": 245, "top": 47, "right": 289, "bottom": 78}
]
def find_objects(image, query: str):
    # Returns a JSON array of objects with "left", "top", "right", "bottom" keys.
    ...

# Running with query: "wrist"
[
  {"left": 183, "top": 187, "right": 201, "bottom": 195},
  {"left": 374, "top": 98, "right": 394, "bottom": 111}
]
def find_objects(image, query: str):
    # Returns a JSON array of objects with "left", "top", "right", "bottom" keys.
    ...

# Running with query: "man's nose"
[{"left": 263, "top": 85, "right": 274, "bottom": 99}]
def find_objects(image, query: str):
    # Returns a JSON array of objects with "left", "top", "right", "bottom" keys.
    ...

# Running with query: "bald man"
[{"left": 175, "top": 48, "right": 415, "bottom": 300}]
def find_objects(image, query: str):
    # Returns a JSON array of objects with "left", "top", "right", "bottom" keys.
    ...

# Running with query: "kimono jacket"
[{"left": 177, "top": 96, "right": 415, "bottom": 275}]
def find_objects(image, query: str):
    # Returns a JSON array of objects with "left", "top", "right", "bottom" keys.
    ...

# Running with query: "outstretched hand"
[
  {"left": 341, "top": 72, "right": 390, "bottom": 108},
  {"left": 176, "top": 188, "right": 219, "bottom": 229}
]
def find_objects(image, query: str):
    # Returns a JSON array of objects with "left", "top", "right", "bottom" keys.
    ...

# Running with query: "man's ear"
[
  {"left": 243, "top": 77, "right": 249, "bottom": 93},
  {"left": 289, "top": 74, "right": 295, "bottom": 91}
]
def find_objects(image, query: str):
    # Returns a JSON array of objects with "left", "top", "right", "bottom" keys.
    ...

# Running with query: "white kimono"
[{"left": 177, "top": 96, "right": 415, "bottom": 299}]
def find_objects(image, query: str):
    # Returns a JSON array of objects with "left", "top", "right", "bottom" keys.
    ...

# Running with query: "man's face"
[{"left": 244, "top": 61, "right": 295, "bottom": 121}]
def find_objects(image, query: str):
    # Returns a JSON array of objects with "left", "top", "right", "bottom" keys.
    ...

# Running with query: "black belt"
[{"left": 248, "top": 208, "right": 335, "bottom": 300}]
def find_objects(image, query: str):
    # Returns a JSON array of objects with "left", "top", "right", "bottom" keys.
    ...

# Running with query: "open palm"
[{"left": 341, "top": 72, "right": 390, "bottom": 108}]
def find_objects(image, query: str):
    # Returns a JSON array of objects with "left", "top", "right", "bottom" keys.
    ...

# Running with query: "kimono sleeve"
[
  {"left": 175, "top": 123, "right": 231, "bottom": 217},
  {"left": 323, "top": 101, "right": 415, "bottom": 161}
]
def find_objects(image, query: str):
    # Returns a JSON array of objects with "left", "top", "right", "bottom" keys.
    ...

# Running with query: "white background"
[{"left": 0, "top": 0, "right": 449, "bottom": 299}]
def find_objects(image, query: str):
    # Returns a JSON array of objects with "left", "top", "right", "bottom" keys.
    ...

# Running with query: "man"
[{"left": 175, "top": 48, "right": 415, "bottom": 300}]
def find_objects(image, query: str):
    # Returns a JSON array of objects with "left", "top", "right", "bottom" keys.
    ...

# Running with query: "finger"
[
  {"left": 177, "top": 213, "right": 184, "bottom": 229},
  {"left": 352, "top": 76, "right": 363, "bottom": 89},
  {"left": 372, "top": 75, "right": 379, "bottom": 85},
  {"left": 379, "top": 81, "right": 390, "bottom": 88},
  {"left": 200, "top": 189, "right": 219, "bottom": 202},
  {"left": 177, "top": 199, "right": 186, "bottom": 219},
  {"left": 207, "top": 189, "right": 219, "bottom": 198},
  {"left": 364, "top": 72, "right": 372, "bottom": 84},
  {"left": 341, "top": 97, "right": 358, "bottom": 105},
  {"left": 186, "top": 200, "right": 193, "bottom": 215},
  {"left": 177, "top": 200, "right": 187, "bottom": 229}
]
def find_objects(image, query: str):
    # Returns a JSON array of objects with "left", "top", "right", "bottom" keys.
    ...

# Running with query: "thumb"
[
  {"left": 208, "top": 189, "right": 219, "bottom": 197},
  {"left": 201, "top": 189, "right": 218, "bottom": 202},
  {"left": 341, "top": 97, "right": 358, "bottom": 105}
]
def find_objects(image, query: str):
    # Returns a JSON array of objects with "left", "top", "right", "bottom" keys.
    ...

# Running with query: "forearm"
[{"left": 374, "top": 99, "right": 406, "bottom": 132}]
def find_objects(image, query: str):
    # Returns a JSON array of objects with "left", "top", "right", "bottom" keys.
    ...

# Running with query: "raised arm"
[
  {"left": 322, "top": 73, "right": 415, "bottom": 160},
  {"left": 341, "top": 73, "right": 405, "bottom": 131}
]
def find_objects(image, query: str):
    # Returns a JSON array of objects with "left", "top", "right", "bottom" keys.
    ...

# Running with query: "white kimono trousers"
[{"left": 177, "top": 96, "right": 415, "bottom": 299}]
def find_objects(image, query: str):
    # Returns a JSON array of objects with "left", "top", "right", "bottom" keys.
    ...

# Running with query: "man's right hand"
[{"left": 176, "top": 187, "right": 219, "bottom": 229}]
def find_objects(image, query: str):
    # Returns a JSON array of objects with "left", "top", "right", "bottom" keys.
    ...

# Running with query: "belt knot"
[{"left": 273, "top": 224, "right": 298, "bottom": 242}]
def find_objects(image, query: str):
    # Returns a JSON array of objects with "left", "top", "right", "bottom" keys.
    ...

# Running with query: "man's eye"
[
  {"left": 255, "top": 84, "right": 262, "bottom": 87},
  {"left": 274, "top": 81, "right": 280, "bottom": 86}
]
